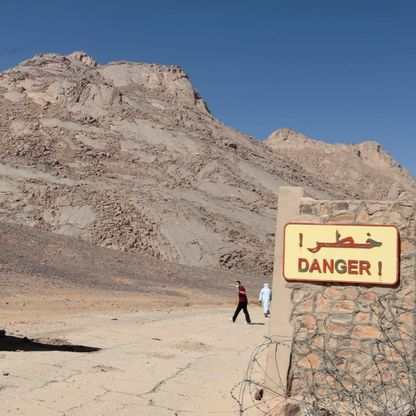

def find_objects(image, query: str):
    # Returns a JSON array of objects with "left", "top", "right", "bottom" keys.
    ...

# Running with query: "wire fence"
[{"left": 232, "top": 297, "right": 416, "bottom": 416}]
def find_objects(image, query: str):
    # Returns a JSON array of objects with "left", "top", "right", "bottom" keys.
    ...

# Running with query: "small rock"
[{"left": 254, "top": 388, "right": 263, "bottom": 400}]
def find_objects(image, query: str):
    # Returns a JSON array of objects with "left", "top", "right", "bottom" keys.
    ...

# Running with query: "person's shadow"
[{"left": 0, "top": 334, "right": 100, "bottom": 353}]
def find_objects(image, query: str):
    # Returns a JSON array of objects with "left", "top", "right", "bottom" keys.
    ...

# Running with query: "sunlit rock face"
[
  {"left": 0, "top": 52, "right": 414, "bottom": 276},
  {"left": 265, "top": 128, "right": 415, "bottom": 201}
]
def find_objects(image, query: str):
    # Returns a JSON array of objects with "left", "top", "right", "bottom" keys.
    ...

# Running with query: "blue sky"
[{"left": 1, "top": 0, "right": 415, "bottom": 175}]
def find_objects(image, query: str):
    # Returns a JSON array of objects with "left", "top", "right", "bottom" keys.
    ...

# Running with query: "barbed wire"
[{"left": 232, "top": 296, "right": 415, "bottom": 416}]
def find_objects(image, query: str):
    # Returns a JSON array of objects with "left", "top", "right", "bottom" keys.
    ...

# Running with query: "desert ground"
[
  {"left": 0, "top": 290, "right": 269, "bottom": 416},
  {"left": 0, "top": 222, "right": 270, "bottom": 415}
]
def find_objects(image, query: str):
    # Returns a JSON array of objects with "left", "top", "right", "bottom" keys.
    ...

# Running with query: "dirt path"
[{"left": 0, "top": 297, "right": 268, "bottom": 415}]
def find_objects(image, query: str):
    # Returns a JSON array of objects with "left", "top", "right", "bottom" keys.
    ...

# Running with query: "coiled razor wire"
[{"left": 232, "top": 299, "right": 416, "bottom": 416}]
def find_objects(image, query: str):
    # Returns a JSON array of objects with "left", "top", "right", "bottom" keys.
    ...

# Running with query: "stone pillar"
[{"left": 265, "top": 186, "right": 304, "bottom": 396}]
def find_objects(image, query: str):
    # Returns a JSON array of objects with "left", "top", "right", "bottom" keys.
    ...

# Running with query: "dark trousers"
[{"left": 233, "top": 301, "right": 251, "bottom": 323}]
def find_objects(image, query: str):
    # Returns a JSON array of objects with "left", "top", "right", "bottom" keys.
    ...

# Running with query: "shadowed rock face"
[{"left": 0, "top": 52, "right": 414, "bottom": 276}]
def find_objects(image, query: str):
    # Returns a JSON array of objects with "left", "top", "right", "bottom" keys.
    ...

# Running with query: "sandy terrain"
[
  {"left": 0, "top": 289, "right": 268, "bottom": 416},
  {"left": 0, "top": 222, "right": 272, "bottom": 415}
]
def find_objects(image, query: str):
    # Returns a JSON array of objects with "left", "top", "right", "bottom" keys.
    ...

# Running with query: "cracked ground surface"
[{"left": 0, "top": 304, "right": 268, "bottom": 415}]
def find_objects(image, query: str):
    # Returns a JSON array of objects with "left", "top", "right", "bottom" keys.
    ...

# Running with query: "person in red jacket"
[{"left": 232, "top": 280, "right": 251, "bottom": 324}]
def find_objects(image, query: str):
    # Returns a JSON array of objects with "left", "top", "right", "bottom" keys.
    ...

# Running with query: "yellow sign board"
[{"left": 283, "top": 223, "right": 399, "bottom": 285}]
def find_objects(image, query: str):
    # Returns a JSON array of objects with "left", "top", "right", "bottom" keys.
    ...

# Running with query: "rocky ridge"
[
  {"left": 0, "top": 52, "right": 414, "bottom": 277},
  {"left": 265, "top": 128, "right": 415, "bottom": 201}
]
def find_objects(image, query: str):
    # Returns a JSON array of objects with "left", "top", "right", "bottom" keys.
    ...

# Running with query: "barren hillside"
[
  {"left": 0, "top": 220, "right": 254, "bottom": 300},
  {"left": 0, "top": 52, "right": 414, "bottom": 277},
  {"left": 265, "top": 128, "right": 416, "bottom": 200}
]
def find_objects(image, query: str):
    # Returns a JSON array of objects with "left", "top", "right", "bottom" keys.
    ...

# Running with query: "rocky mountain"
[
  {"left": 265, "top": 128, "right": 416, "bottom": 201},
  {"left": 0, "top": 52, "right": 414, "bottom": 277}
]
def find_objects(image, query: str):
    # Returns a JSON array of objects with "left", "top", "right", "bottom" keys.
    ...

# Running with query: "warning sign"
[{"left": 283, "top": 223, "right": 399, "bottom": 285}]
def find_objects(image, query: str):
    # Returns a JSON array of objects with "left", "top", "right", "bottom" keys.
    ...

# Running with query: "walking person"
[
  {"left": 232, "top": 280, "right": 251, "bottom": 324},
  {"left": 259, "top": 283, "right": 272, "bottom": 317}
]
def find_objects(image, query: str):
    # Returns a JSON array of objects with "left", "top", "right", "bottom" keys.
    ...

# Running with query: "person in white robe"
[{"left": 259, "top": 283, "right": 272, "bottom": 317}]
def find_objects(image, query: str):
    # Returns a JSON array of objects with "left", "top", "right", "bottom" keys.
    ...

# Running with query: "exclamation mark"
[
  {"left": 378, "top": 261, "right": 382, "bottom": 277},
  {"left": 299, "top": 233, "right": 303, "bottom": 248}
]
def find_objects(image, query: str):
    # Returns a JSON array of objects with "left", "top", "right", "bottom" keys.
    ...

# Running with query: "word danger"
[{"left": 298, "top": 258, "right": 376, "bottom": 275}]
